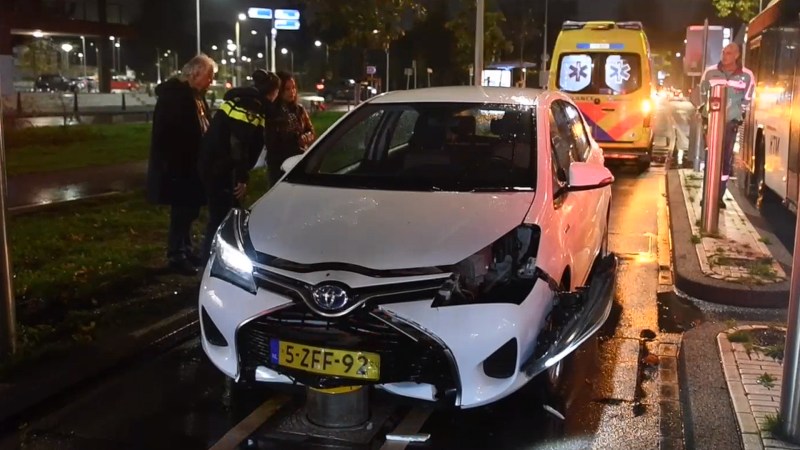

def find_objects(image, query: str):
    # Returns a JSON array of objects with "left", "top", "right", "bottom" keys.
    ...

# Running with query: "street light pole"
[
  {"left": 116, "top": 39, "right": 122, "bottom": 73},
  {"left": 540, "top": 0, "right": 550, "bottom": 88},
  {"left": 264, "top": 33, "right": 269, "bottom": 70},
  {"left": 196, "top": 0, "right": 201, "bottom": 55},
  {"left": 0, "top": 70, "right": 17, "bottom": 358},
  {"left": 271, "top": 28, "right": 277, "bottom": 73},
  {"left": 474, "top": 0, "right": 484, "bottom": 86},
  {"left": 81, "top": 36, "right": 88, "bottom": 78},
  {"left": 156, "top": 48, "right": 162, "bottom": 84},
  {"left": 235, "top": 20, "right": 241, "bottom": 86},
  {"left": 385, "top": 43, "right": 390, "bottom": 93}
]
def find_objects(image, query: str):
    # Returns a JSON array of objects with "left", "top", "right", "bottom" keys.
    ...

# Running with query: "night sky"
[{"left": 28, "top": 0, "right": 743, "bottom": 83}]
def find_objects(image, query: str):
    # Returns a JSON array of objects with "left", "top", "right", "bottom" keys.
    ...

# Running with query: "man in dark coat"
[
  {"left": 147, "top": 54, "right": 216, "bottom": 275},
  {"left": 198, "top": 69, "right": 280, "bottom": 260}
]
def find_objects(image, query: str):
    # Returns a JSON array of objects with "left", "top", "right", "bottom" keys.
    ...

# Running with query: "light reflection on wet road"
[
  {"left": 0, "top": 101, "right": 684, "bottom": 449},
  {"left": 0, "top": 164, "right": 671, "bottom": 450}
]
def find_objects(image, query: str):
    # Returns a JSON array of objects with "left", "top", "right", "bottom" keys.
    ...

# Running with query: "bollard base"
[
  {"left": 306, "top": 385, "right": 370, "bottom": 428},
  {"left": 260, "top": 389, "right": 395, "bottom": 446}
]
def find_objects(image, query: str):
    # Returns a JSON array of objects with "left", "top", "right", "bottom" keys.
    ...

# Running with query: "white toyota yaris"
[{"left": 199, "top": 86, "right": 618, "bottom": 409}]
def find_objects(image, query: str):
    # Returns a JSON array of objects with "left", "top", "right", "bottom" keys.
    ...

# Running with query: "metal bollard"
[
  {"left": 0, "top": 72, "right": 16, "bottom": 358},
  {"left": 306, "top": 386, "right": 369, "bottom": 428},
  {"left": 689, "top": 109, "right": 704, "bottom": 171},
  {"left": 701, "top": 84, "right": 727, "bottom": 235},
  {"left": 121, "top": 93, "right": 126, "bottom": 111},
  {"left": 73, "top": 92, "right": 78, "bottom": 113},
  {"left": 782, "top": 177, "right": 800, "bottom": 442}
]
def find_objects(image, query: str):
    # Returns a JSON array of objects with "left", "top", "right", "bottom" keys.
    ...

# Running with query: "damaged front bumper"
[{"left": 522, "top": 254, "right": 619, "bottom": 378}]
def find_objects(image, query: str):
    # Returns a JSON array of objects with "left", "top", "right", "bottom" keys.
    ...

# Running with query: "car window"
[
  {"left": 389, "top": 110, "right": 419, "bottom": 149},
  {"left": 550, "top": 104, "right": 580, "bottom": 166},
  {"left": 317, "top": 110, "right": 384, "bottom": 174},
  {"left": 549, "top": 109, "right": 572, "bottom": 189},
  {"left": 560, "top": 101, "right": 592, "bottom": 161},
  {"left": 290, "top": 102, "right": 536, "bottom": 192}
]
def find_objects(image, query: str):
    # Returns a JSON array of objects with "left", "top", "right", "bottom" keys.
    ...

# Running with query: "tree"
[
  {"left": 711, "top": 0, "right": 760, "bottom": 22},
  {"left": 16, "top": 39, "right": 59, "bottom": 77},
  {"left": 445, "top": 1, "right": 513, "bottom": 74},
  {"left": 305, "top": 0, "right": 426, "bottom": 71}
]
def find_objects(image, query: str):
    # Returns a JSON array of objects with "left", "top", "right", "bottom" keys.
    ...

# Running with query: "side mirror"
[
  {"left": 281, "top": 154, "right": 304, "bottom": 174},
  {"left": 568, "top": 162, "right": 614, "bottom": 192}
]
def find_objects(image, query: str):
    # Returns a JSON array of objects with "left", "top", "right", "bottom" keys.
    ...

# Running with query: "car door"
[
  {"left": 550, "top": 101, "right": 594, "bottom": 287},
  {"left": 559, "top": 100, "right": 609, "bottom": 273}
]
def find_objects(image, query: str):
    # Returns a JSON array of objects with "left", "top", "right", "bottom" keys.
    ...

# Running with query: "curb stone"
[
  {"left": 665, "top": 169, "right": 789, "bottom": 308},
  {"left": 718, "top": 325, "right": 800, "bottom": 450}
]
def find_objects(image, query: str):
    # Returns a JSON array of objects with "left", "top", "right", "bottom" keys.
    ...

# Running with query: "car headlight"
[
  {"left": 432, "top": 225, "right": 542, "bottom": 307},
  {"left": 209, "top": 208, "right": 257, "bottom": 294}
]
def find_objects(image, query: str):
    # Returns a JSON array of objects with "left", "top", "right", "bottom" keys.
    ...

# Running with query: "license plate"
[{"left": 269, "top": 339, "right": 380, "bottom": 380}]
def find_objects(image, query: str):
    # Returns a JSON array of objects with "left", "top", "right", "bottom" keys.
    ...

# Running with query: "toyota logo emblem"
[{"left": 311, "top": 284, "right": 350, "bottom": 311}]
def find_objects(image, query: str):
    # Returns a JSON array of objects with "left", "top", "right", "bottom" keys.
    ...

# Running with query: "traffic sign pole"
[{"left": 474, "top": 0, "right": 484, "bottom": 86}]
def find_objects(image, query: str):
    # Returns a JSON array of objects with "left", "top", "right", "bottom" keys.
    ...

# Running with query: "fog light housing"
[
  {"left": 201, "top": 307, "right": 228, "bottom": 347},
  {"left": 483, "top": 338, "right": 518, "bottom": 379}
]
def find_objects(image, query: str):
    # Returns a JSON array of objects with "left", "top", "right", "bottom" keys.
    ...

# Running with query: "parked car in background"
[
  {"left": 34, "top": 74, "right": 78, "bottom": 92},
  {"left": 316, "top": 78, "right": 377, "bottom": 103},
  {"left": 111, "top": 76, "right": 140, "bottom": 92}
]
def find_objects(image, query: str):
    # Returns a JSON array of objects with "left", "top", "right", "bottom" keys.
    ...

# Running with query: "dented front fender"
[{"left": 522, "top": 253, "right": 618, "bottom": 377}]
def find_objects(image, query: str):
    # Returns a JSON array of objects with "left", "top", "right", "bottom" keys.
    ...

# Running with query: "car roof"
[{"left": 368, "top": 86, "right": 546, "bottom": 106}]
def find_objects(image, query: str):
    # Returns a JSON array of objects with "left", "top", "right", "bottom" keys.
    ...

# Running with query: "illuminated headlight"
[
  {"left": 209, "top": 208, "right": 257, "bottom": 294},
  {"left": 432, "top": 225, "right": 541, "bottom": 307}
]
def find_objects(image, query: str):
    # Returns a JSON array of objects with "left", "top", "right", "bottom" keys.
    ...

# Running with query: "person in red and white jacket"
[{"left": 700, "top": 43, "right": 755, "bottom": 208}]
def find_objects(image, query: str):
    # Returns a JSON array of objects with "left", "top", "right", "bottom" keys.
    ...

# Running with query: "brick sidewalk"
[
  {"left": 718, "top": 326, "right": 800, "bottom": 450},
  {"left": 678, "top": 169, "right": 786, "bottom": 284}
]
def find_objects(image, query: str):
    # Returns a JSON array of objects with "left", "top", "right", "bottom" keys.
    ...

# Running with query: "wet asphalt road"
[
  {"left": 0, "top": 165, "right": 671, "bottom": 450},
  {"left": 0, "top": 102, "right": 683, "bottom": 450}
]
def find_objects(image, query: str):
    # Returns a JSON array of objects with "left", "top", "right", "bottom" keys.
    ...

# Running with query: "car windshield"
[{"left": 286, "top": 102, "right": 536, "bottom": 192}]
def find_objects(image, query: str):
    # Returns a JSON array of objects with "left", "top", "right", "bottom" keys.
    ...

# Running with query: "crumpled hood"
[{"left": 247, "top": 183, "right": 535, "bottom": 270}]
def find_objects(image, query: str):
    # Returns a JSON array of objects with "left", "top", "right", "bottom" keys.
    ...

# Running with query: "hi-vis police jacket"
[
  {"left": 199, "top": 87, "right": 268, "bottom": 187},
  {"left": 700, "top": 63, "right": 755, "bottom": 123}
]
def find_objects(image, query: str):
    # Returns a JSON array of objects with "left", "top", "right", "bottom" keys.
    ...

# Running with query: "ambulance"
[{"left": 549, "top": 21, "right": 655, "bottom": 171}]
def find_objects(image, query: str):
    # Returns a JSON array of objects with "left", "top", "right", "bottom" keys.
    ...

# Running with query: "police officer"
[{"left": 198, "top": 69, "right": 281, "bottom": 260}]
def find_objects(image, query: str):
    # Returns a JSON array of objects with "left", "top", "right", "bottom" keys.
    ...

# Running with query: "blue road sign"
[
  {"left": 274, "top": 19, "right": 300, "bottom": 30},
  {"left": 247, "top": 8, "right": 273, "bottom": 19},
  {"left": 275, "top": 9, "right": 300, "bottom": 20}
]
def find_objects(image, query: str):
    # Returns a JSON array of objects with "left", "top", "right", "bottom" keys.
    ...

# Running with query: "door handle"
[{"left": 601, "top": 108, "right": 616, "bottom": 112}]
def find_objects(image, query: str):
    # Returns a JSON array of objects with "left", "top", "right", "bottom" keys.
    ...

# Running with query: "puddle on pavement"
[{"left": 657, "top": 291, "right": 704, "bottom": 333}]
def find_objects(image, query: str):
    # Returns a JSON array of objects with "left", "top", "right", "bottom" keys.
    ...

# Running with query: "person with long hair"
[{"left": 265, "top": 71, "right": 316, "bottom": 187}]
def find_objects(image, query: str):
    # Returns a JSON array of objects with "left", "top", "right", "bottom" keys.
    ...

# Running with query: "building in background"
[{"left": 1, "top": 0, "right": 140, "bottom": 99}]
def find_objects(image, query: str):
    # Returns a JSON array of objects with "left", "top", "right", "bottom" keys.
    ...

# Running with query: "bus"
[
  {"left": 740, "top": 0, "right": 800, "bottom": 210},
  {"left": 549, "top": 21, "right": 655, "bottom": 171}
]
